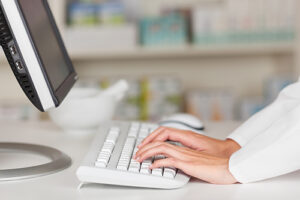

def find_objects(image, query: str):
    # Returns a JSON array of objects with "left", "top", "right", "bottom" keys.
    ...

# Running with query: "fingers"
[
  {"left": 138, "top": 127, "right": 195, "bottom": 149},
  {"left": 135, "top": 142, "right": 196, "bottom": 163},
  {"left": 134, "top": 141, "right": 163, "bottom": 159},
  {"left": 150, "top": 158, "right": 183, "bottom": 169},
  {"left": 136, "top": 143, "right": 182, "bottom": 162},
  {"left": 138, "top": 127, "right": 165, "bottom": 148},
  {"left": 135, "top": 140, "right": 200, "bottom": 160},
  {"left": 150, "top": 154, "right": 237, "bottom": 185}
]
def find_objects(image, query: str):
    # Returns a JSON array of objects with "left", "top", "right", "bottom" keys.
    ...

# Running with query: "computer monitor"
[
  {"left": 0, "top": 0, "right": 77, "bottom": 112},
  {"left": 0, "top": 0, "right": 77, "bottom": 181}
]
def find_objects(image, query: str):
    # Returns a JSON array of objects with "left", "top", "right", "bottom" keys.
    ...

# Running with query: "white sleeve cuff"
[{"left": 228, "top": 153, "right": 246, "bottom": 183}]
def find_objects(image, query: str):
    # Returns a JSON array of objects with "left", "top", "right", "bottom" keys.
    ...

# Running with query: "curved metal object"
[{"left": 0, "top": 143, "right": 72, "bottom": 181}]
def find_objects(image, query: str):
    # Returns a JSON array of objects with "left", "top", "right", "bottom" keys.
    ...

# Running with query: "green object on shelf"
[
  {"left": 97, "top": 1, "right": 126, "bottom": 25},
  {"left": 68, "top": 3, "right": 98, "bottom": 26},
  {"left": 140, "top": 14, "right": 188, "bottom": 46}
]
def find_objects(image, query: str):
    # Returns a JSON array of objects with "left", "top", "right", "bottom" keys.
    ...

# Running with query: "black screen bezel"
[{"left": 16, "top": 0, "right": 77, "bottom": 106}]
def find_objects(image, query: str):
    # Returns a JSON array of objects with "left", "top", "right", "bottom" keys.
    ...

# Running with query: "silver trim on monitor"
[{"left": 1, "top": 0, "right": 55, "bottom": 111}]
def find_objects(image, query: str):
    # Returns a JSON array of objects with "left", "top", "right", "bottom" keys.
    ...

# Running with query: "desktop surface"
[{"left": 0, "top": 120, "right": 299, "bottom": 200}]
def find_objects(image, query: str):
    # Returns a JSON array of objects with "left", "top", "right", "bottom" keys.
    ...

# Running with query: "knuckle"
[{"left": 161, "top": 131, "right": 169, "bottom": 136}]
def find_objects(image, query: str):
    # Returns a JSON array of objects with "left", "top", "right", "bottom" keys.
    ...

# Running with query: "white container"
[{"left": 49, "top": 80, "right": 129, "bottom": 134}]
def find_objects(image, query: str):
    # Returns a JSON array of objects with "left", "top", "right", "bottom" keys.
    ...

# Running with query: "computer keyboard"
[{"left": 76, "top": 121, "right": 190, "bottom": 189}]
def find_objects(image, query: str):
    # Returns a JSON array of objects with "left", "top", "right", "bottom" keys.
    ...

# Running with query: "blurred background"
[{"left": 0, "top": 0, "right": 299, "bottom": 123}]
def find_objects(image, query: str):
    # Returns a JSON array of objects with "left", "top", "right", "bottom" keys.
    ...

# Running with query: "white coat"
[{"left": 228, "top": 77, "right": 300, "bottom": 183}]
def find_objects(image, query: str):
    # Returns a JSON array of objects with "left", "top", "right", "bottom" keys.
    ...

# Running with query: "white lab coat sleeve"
[
  {"left": 227, "top": 79, "right": 300, "bottom": 147},
  {"left": 227, "top": 80, "right": 300, "bottom": 183}
]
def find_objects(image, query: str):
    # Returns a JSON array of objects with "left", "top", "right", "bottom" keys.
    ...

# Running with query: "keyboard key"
[
  {"left": 140, "top": 166, "right": 151, "bottom": 174},
  {"left": 97, "top": 149, "right": 111, "bottom": 164},
  {"left": 118, "top": 159, "right": 129, "bottom": 164},
  {"left": 131, "top": 122, "right": 140, "bottom": 129},
  {"left": 95, "top": 161, "right": 107, "bottom": 168},
  {"left": 152, "top": 168, "right": 163, "bottom": 176},
  {"left": 163, "top": 167, "right": 177, "bottom": 179},
  {"left": 129, "top": 159, "right": 141, "bottom": 173},
  {"left": 143, "top": 157, "right": 153, "bottom": 164},
  {"left": 98, "top": 151, "right": 110, "bottom": 159},
  {"left": 129, "top": 159, "right": 140, "bottom": 166},
  {"left": 129, "top": 166, "right": 140, "bottom": 173},
  {"left": 110, "top": 127, "right": 120, "bottom": 132},
  {"left": 129, "top": 123, "right": 139, "bottom": 130},
  {"left": 128, "top": 129, "right": 139, "bottom": 138},
  {"left": 97, "top": 157, "right": 109, "bottom": 165},
  {"left": 140, "top": 157, "right": 153, "bottom": 174},
  {"left": 117, "top": 165, "right": 128, "bottom": 171},
  {"left": 106, "top": 133, "right": 119, "bottom": 144},
  {"left": 101, "top": 142, "right": 114, "bottom": 154}
]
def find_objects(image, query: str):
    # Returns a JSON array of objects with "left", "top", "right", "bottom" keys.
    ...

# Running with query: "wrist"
[
  {"left": 222, "top": 139, "right": 241, "bottom": 158},
  {"left": 223, "top": 158, "right": 239, "bottom": 184}
]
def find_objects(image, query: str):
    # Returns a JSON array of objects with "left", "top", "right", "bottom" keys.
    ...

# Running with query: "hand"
[
  {"left": 138, "top": 127, "right": 241, "bottom": 158},
  {"left": 135, "top": 141, "right": 238, "bottom": 184}
]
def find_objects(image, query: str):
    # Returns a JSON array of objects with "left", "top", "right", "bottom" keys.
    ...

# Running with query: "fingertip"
[
  {"left": 134, "top": 152, "right": 140, "bottom": 159},
  {"left": 135, "top": 157, "right": 141, "bottom": 162},
  {"left": 139, "top": 140, "right": 146, "bottom": 147}
]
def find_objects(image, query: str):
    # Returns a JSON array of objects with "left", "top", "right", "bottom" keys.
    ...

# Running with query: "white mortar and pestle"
[{"left": 49, "top": 80, "right": 129, "bottom": 134}]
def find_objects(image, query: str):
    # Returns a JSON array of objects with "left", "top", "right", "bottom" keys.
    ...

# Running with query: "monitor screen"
[{"left": 18, "top": 0, "right": 72, "bottom": 91}]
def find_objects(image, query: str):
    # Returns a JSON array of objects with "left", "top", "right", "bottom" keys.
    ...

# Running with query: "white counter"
[{"left": 0, "top": 121, "right": 299, "bottom": 200}]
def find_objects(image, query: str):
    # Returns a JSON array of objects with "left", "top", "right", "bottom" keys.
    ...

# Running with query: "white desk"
[{"left": 0, "top": 120, "right": 300, "bottom": 200}]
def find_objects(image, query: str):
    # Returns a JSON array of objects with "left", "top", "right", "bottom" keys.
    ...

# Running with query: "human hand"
[
  {"left": 135, "top": 141, "right": 238, "bottom": 184},
  {"left": 138, "top": 127, "right": 240, "bottom": 158}
]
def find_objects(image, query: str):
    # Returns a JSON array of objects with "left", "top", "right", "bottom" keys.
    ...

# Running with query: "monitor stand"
[{"left": 0, "top": 143, "right": 71, "bottom": 181}]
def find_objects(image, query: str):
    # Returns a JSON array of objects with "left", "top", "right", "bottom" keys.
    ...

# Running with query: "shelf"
[
  {"left": 68, "top": 42, "right": 294, "bottom": 61},
  {"left": 0, "top": 42, "right": 294, "bottom": 65}
]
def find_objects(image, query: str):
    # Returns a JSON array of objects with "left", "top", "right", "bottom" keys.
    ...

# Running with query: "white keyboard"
[{"left": 76, "top": 121, "right": 190, "bottom": 189}]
